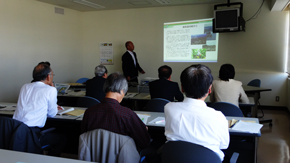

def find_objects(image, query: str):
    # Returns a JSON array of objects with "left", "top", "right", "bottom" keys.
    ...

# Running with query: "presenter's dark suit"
[
  {"left": 149, "top": 78, "right": 184, "bottom": 102},
  {"left": 122, "top": 51, "right": 144, "bottom": 83},
  {"left": 85, "top": 76, "right": 106, "bottom": 101}
]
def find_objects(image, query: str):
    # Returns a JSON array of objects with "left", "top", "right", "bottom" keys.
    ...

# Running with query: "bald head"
[
  {"left": 125, "top": 41, "right": 134, "bottom": 51},
  {"left": 32, "top": 63, "right": 51, "bottom": 82}
]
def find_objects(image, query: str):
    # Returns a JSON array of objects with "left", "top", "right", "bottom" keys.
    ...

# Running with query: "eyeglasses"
[{"left": 49, "top": 73, "right": 55, "bottom": 77}]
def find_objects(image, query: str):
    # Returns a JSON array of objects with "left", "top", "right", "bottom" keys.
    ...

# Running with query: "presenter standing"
[{"left": 122, "top": 41, "right": 145, "bottom": 83}]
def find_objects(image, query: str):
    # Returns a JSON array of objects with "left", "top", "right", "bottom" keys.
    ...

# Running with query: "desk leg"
[
  {"left": 254, "top": 137, "right": 257, "bottom": 163},
  {"left": 251, "top": 93, "right": 259, "bottom": 118}
]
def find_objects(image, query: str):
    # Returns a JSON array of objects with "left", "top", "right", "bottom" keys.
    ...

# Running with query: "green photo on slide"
[{"left": 192, "top": 48, "right": 206, "bottom": 59}]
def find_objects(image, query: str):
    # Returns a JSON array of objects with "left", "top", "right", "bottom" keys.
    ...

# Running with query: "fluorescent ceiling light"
[
  {"left": 155, "top": 0, "right": 171, "bottom": 5},
  {"left": 71, "top": 0, "right": 105, "bottom": 9},
  {"left": 129, "top": 1, "right": 151, "bottom": 6}
]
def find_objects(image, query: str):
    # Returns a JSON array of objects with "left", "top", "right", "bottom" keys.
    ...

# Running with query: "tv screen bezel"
[{"left": 213, "top": 8, "right": 240, "bottom": 32}]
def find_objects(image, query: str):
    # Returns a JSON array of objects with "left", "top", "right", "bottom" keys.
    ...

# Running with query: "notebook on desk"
[
  {"left": 57, "top": 108, "right": 85, "bottom": 117},
  {"left": 228, "top": 119, "right": 263, "bottom": 133}
]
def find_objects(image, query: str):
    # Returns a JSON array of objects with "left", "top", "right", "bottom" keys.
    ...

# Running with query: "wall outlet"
[{"left": 276, "top": 96, "right": 279, "bottom": 102}]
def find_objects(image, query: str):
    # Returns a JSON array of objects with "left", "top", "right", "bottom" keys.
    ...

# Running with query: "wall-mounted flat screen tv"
[{"left": 213, "top": 8, "right": 240, "bottom": 33}]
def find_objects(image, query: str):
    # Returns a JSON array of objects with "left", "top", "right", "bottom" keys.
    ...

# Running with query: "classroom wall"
[
  {"left": 0, "top": 0, "right": 82, "bottom": 102},
  {"left": 81, "top": 0, "right": 288, "bottom": 106},
  {"left": 0, "top": 0, "right": 288, "bottom": 107}
]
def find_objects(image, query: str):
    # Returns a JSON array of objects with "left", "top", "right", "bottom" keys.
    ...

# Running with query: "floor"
[{"left": 257, "top": 108, "right": 290, "bottom": 163}]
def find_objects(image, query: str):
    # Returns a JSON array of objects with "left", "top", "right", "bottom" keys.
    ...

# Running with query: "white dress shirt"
[
  {"left": 164, "top": 97, "right": 229, "bottom": 161},
  {"left": 127, "top": 50, "right": 136, "bottom": 67},
  {"left": 210, "top": 79, "right": 249, "bottom": 107},
  {"left": 13, "top": 82, "right": 58, "bottom": 127}
]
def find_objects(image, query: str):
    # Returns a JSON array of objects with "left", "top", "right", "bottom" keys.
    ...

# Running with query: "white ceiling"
[{"left": 37, "top": 0, "right": 227, "bottom": 12}]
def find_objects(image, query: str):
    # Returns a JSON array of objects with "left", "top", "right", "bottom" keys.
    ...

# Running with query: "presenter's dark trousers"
[
  {"left": 31, "top": 127, "right": 67, "bottom": 156},
  {"left": 129, "top": 76, "right": 138, "bottom": 84}
]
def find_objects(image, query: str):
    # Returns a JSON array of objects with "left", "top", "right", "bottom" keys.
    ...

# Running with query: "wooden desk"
[
  {"left": 133, "top": 111, "right": 260, "bottom": 163},
  {"left": 0, "top": 103, "right": 261, "bottom": 162},
  {"left": 122, "top": 93, "right": 255, "bottom": 111},
  {"left": 242, "top": 85, "right": 272, "bottom": 117},
  {"left": 0, "top": 149, "right": 93, "bottom": 163},
  {"left": 0, "top": 102, "right": 85, "bottom": 120},
  {"left": 0, "top": 102, "right": 87, "bottom": 154},
  {"left": 57, "top": 90, "right": 85, "bottom": 106}
]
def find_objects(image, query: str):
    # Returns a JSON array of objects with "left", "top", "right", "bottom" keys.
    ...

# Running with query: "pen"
[{"left": 155, "top": 120, "right": 165, "bottom": 124}]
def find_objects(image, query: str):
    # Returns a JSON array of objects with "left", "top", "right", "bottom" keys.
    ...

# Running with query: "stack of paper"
[
  {"left": 231, "top": 120, "right": 263, "bottom": 133},
  {"left": 65, "top": 109, "right": 85, "bottom": 116},
  {"left": 125, "top": 93, "right": 138, "bottom": 98},
  {"left": 57, "top": 108, "right": 74, "bottom": 115},
  {"left": 148, "top": 117, "right": 165, "bottom": 125},
  {"left": 137, "top": 114, "right": 150, "bottom": 124},
  {"left": 57, "top": 108, "right": 85, "bottom": 117},
  {"left": 0, "top": 106, "right": 16, "bottom": 111}
]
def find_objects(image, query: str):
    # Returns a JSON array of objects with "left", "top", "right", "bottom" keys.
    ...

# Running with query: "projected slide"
[{"left": 164, "top": 18, "right": 218, "bottom": 62}]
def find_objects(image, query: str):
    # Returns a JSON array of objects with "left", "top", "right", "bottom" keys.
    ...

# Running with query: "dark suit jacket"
[
  {"left": 0, "top": 117, "right": 42, "bottom": 154},
  {"left": 122, "top": 51, "right": 144, "bottom": 79},
  {"left": 85, "top": 76, "right": 106, "bottom": 101},
  {"left": 149, "top": 78, "right": 184, "bottom": 102}
]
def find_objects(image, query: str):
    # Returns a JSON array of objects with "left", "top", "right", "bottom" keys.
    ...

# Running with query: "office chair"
[
  {"left": 247, "top": 79, "right": 272, "bottom": 126},
  {"left": 76, "top": 78, "right": 89, "bottom": 84},
  {"left": 162, "top": 141, "right": 239, "bottom": 163},
  {"left": 208, "top": 102, "right": 244, "bottom": 117},
  {"left": 145, "top": 98, "right": 170, "bottom": 112},
  {"left": 247, "top": 79, "right": 261, "bottom": 87},
  {"left": 79, "top": 129, "right": 140, "bottom": 163},
  {"left": 0, "top": 116, "right": 54, "bottom": 154},
  {"left": 77, "top": 96, "right": 100, "bottom": 108},
  {"left": 162, "top": 141, "right": 222, "bottom": 163}
]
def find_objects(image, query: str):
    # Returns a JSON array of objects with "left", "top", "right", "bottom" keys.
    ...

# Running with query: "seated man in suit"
[
  {"left": 81, "top": 72, "right": 151, "bottom": 150},
  {"left": 13, "top": 62, "right": 66, "bottom": 156},
  {"left": 164, "top": 64, "right": 229, "bottom": 161},
  {"left": 149, "top": 65, "right": 184, "bottom": 102},
  {"left": 86, "top": 65, "right": 108, "bottom": 101}
]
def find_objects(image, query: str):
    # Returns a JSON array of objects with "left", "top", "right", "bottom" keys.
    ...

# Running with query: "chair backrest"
[
  {"left": 0, "top": 117, "right": 42, "bottom": 153},
  {"left": 77, "top": 96, "right": 100, "bottom": 108},
  {"left": 247, "top": 79, "right": 261, "bottom": 87},
  {"left": 162, "top": 141, "right": 222, "bottom": 163},
  {"left": 208, "top": 102, "right": 244, "bottom": 117},
  {"left": 76, "top": 78, "right": 89, "bottom": 84},
  {"left": 145, "top": 98, "right": 170, "bottom": 112},
  {"left": 78, "top": 129, "right": 140, "bottom": 163}
]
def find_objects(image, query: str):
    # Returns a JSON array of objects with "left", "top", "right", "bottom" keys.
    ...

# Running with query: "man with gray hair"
[
  {"left": 81, "top": 72, "right": 151, "bottom": 149},
  {"left": 86, "top": 65, "right": 108, "bottom": 101}
]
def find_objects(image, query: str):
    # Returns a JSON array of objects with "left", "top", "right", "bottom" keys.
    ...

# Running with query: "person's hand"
[
  {"left": 57, "top": 105, "right": 64, "bottom": 110},
  {"left": 49, "top": 81, "right": 55, "bottom": 87},
  {"left": 146, "top": 126, "right": 148, "bottom": 130},
  {"left": 127, "top": 76, "right": 131, "bottom": 81},
  {"left": 141, "top": 71, "right": 145, "bottom": 74}
]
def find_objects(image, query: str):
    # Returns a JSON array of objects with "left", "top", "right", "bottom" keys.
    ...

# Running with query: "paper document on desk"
[
  {"left": 0, "top": 106, "right": 16, "bottom": 111},
  {"left": 125, "top": 93, "right": 138, "bottom": 98},
  {"left": 137, "top": 114, "right": 150, "bottom": 124},
  {"left": 65, "top": 109, "right": 85, "bottom": 117},
  {"left": 228, "top": 119, "right": 256, "bottom": 128},
  {"left": 143, "top": 95, "right": 151, "bottom": 99},
  {"left": 231, "top": 120, "right": 263, "bottom": 133},
  {"left": 149, "top": 117, "right": 165, "bottom": 125},
  {"left": 57, "top": 108, "right": 74, "bottom": 115}
]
